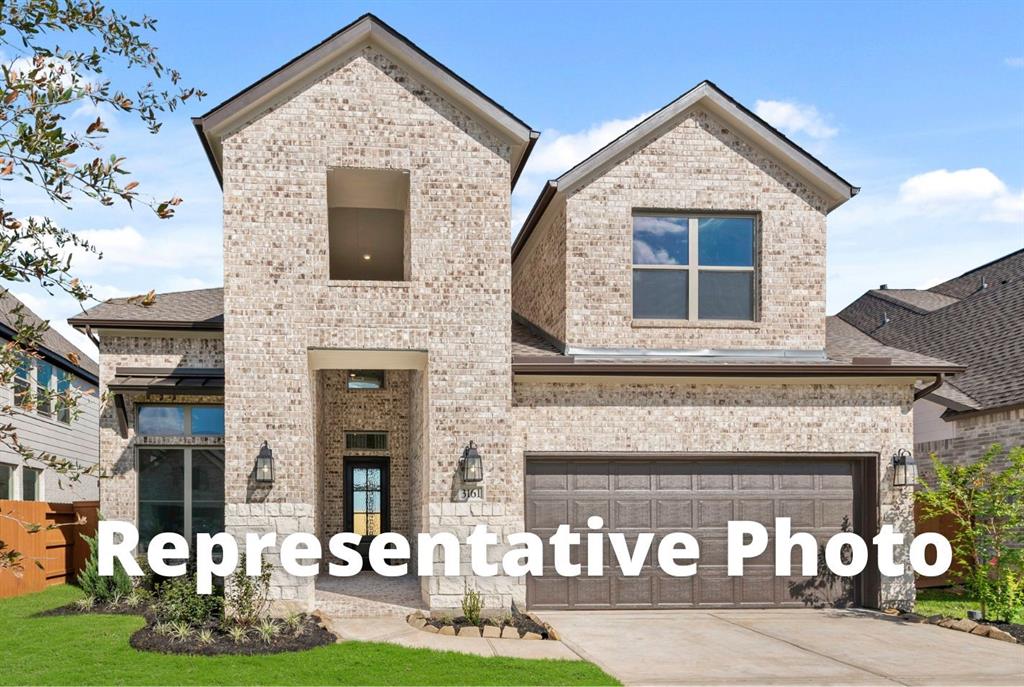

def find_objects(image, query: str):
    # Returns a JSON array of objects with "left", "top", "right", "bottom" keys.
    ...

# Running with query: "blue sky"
[{"left": 7, "top": 1, "right": 1023, "bottom": 357}]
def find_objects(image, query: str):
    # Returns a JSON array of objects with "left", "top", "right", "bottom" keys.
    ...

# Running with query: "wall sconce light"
[
  {"left": 892, "top": 448, "right": 917, "bottom": 488},
  {"left": 459, "top": 441, "right": 483, "bottom": 483},
  {"left": 255, "top": 441, "right": 274, "bottom": 483}
]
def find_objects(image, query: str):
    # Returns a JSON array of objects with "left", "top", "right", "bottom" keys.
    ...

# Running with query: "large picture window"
[
  {"left": 138, "top": 447, "right": 224, "bottom": 547},
  {"left": 632, "top": 214, "right": 756, "bottom": 321}
]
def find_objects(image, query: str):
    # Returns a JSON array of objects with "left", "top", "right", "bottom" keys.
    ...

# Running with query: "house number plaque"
[{"left": 453, "top": 486, "right": 485, "bottom": 502}]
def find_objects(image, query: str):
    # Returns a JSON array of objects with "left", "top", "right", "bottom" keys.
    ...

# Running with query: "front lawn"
[
  {"left": 915, "top": 588, "right": 980, "bottom": 619},
  {"left": 0, "top": 586, "right": 617, "bottom": 686}
]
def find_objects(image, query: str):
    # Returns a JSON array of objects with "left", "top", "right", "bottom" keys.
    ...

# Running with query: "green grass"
[
  {"left": 0, "top": 586, "right": 617, "bottom": 686},
  {"left": 915, "top": 588, "right": 980, "bottom": 618}
]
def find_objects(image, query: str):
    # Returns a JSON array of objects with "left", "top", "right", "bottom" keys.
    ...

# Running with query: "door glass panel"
[{"left": 350, "top": 466, "right": 383, "bottom": 536}]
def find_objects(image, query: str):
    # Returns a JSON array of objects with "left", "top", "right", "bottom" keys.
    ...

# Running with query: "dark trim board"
[{"left": 523, "top": 452, "right": 881, "bottom": 610}]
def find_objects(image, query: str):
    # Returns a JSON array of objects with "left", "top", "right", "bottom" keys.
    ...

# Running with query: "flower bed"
[{"left": 408, "top": 606, "right": 557, "bottom": 640}]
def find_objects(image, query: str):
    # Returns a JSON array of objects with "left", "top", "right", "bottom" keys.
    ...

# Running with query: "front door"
[{"left": 344, "top": 458, "right": 390, "bottom": 563}]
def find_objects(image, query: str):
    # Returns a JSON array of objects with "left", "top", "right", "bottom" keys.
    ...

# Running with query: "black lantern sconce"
[
  {"left": 892, "top": 448, "right": 917, "bottom": 488},
  {"left": 255, "top": 441, "right": 274, "bottom": 483},
  {"left": 460, "top": 441, "right": 483, "bottom": 483}
]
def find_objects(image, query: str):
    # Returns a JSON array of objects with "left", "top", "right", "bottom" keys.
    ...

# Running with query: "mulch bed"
[
  {"left": 425, "top": 605, "right": 550, "bottom": 638},
  {"left": 36, "top": 602, "right": 335, "bottom": 655},
  {"left": 129, "top": 616, "right": 335, "bottom": 656}
]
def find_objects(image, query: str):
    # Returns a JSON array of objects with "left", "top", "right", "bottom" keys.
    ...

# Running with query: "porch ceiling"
[{"left": 308, "top": 349, "right": 427, "bottom": 371}]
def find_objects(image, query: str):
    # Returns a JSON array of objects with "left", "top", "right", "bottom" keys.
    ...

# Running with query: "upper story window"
[
  {"left": 12, "top": 356, "right": 74, "bottom": 424},
  {"left": 328, "top": 168, "right": 409, "bottom": 281},
  {"left": 632, "top": 214, "right": 756, "bottom": 321},
  {"left": 137, "top": 404, "right": 224, "bottom": 437}
]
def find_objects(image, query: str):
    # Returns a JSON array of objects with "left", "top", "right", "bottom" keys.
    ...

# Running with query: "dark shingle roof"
[
  {"left": 838, "top": 249, "right": 1024, "bottom": 411},
  {"left": 0, "top": 290, "right": 98, "bottom": 378},
  {"left": 511, "top": 316, "right": 562, "bottom": 357},
  {"left": 70, "top": 288, "right": 224, "bottom": 329}
]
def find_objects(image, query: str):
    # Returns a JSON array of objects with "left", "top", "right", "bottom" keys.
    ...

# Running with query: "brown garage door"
[{"left": 525, "top": 457, "right": 863, "bottom": 610}]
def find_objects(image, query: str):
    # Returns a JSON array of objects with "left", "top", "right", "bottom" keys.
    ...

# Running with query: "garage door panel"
[
  {"left": 573, "top": 462, "right": 611, "bottom": 491},
  {"left": 738, "top": 498, "right": 774, "bottom": 522},
  {"left": 655, "top": 498, "right": 693, "bottom": 528},
  {"left": 572, "top": 499, "right": 610, "bottom": 527},
  {"left": 613, "top": 462, "right": 654, "bottom": 490},
  {"left": 526, "top": 457, "right": 859, "bottom": 610},
  {"left": 614, "top": 499, "right": 653, "bottom": 529},
  {"left": 697, "top": 499, "right": 735, "bottom": 526}
]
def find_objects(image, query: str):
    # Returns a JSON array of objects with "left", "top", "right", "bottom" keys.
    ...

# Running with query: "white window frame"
[
  {"left": 10, "top": 357, "right": 75, "bottom": 425},
  {"left": 0, "top": 462, "right": 14, "bottom": 499},
  {"left": 136, "top": 445, "right": 224, "bottom": 544},
  {"left": 632, "top": 212, "right": 758, "bottom": 321},
  {"left": 20, "top": 465, "right": 43, "bottom": 501}
]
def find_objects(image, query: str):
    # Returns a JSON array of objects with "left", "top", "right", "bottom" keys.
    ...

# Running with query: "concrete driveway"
[{"left": 541, "top": 609, "right": 1024, "bottom": 686}]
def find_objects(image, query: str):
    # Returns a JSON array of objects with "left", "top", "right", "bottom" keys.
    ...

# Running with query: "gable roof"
[
  {"left": 193, "top": 13, "right": 538, "bottom": 189},
  {"left": 838, "top": 249, "right": 1024, "bottom": 413},
  {"left": 513, "top": 80, "right": 859, "bottom": 262},
  {"left": 0, "top": 290, "right": 98, "bottom": 382},
  {"left": 68, "top": 288, "right": 224, "bottom": 331}
]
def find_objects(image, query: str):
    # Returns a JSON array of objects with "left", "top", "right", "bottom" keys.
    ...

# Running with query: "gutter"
[
  {"left": 67, "top": 318, "right": 224, "bottom": 332},
  {"left": 511, "top": 180, "right": 557, "bottom": 262},
  {"left": 913, "top": 373, "right": 945, "bottom": 401},
  {"left": 513, "top": 361, "right": 964, "bottom": 378}
]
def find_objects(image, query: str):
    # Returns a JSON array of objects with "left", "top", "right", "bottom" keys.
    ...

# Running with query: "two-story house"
[
  {"left": 1, "top": 291, "right": 99, "bottom": 503},
  {"left": 70, "top": 14, "right": 960, "bottom": 615}
]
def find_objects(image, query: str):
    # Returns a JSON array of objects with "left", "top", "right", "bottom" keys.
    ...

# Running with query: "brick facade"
[
  {"left": 97, "top": 334, "right": 224, "bottom": 522},
  {"left": 513, "top": 107, "right": 830, "bottom": 352},
  {"left": 918, "top": 405, "right": 1024, "bottom": 474}
]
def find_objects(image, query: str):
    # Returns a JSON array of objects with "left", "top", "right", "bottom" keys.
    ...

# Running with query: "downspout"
[{"left": 913, "top": 373, "right": 944, "bottom": 401}]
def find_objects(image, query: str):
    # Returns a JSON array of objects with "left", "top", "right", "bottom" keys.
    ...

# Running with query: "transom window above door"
[{"left": 632, "top": 214, "right": 756, "bottom": 321}]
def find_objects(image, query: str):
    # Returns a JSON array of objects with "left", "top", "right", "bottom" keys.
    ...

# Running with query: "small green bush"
[
  {"left": 980, "top": 567, "right": 1024, "bottom": 623},
  {"left": 153, "top": 575, "right": 222, "bottom": 625},
  {"left": 76, "top": 533, "right": 134, "bottom": 603},
  {"left": 461, "top": 588, "right": 483, "bottom": 625},
  {"left": 225, "top": 554, "right": 271, "bottom": 625}
]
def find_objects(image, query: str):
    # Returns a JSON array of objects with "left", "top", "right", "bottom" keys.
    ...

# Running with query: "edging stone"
[
  {"left": 914, "top": 613, "right": 1018, "bottom": 644},
  {"left": 406, "top": 611, "right": 551, "bottom": 640}
]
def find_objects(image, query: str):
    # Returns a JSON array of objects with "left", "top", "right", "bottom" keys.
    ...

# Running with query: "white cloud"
[
  {"left": 1005, "top": 57, "right": 1024, "bottom": 68},
  {"left": 754, "top": 100, "right": 838, "bottom": 140},
  {"left": 71, "top": 224, "right": 222, "bottom": 275},
  {"left": 898, "top": 168, "right": 1024, "bottom": 223},
  {"left": 511, "top": 111, "right": 653, "bottom": 233}
]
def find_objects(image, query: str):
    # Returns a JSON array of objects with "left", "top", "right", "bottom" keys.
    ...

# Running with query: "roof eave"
[
  {"left": 512, "top": 361, "right": 964, "bottom": 377},
  {"left": 68, "top": 318, "right": 224, "bottom": 333}
]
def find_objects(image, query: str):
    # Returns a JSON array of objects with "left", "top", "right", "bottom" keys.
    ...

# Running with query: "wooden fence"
[
  {"left": 0, "top": 500, "right": 98, "bottom": 599},
  {"left": 915, "top": 501, "right": 963, "bottom": 589}
]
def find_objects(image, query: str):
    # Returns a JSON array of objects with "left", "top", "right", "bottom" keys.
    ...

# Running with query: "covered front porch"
[{"left": 309, "top": 349, "right": 429, "bottom": 616}]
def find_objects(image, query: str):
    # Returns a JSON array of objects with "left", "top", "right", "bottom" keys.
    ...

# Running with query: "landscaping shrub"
[
  {"left": 461, "top": 587, "right": 483, "bottom": 625},
  {"left": 225, "top": 554, "right": 271, "bottom": 625},
  {"left": 917, "top": 444, "right": 1024, "bottom": 621},
  {"left": 154, "top": 575, "right": 222, "bottom": 625},
  {"left": 77, "top": 533, "right": 133, "bottom": 603}
]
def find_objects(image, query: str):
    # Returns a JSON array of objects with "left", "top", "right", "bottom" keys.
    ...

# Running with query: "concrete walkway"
[
  {"left": 320, "top": 615, "right": 581, "bottom": 661},
  {"left": 541, "top": 608, "right": 1024, "bottom": 685}
]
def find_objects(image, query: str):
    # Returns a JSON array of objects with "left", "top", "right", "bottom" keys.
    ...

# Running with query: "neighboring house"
[
  {"left": 70, "top": 14, "right": 961, "bottom": 615},
  {"left": 838, "top": 249, "right": 1024, "bottom": 472},
  {"left": 0, "top": 291, "right": 100, "bottom": 503}
]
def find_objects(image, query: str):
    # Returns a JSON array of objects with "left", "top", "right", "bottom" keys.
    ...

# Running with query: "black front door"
[{"left": 344, "top": 458, "right": 390, "bottom": 562}]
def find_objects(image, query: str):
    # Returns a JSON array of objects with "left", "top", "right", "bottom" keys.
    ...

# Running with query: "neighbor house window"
[
  {"left": 22, "top": 467, "right": 41, "bottom": 501},
  {"left": 0, "top": 464, "right": 12, "bottom": 499},
  {"left": 327, "top": 168, "right": 409, "bottom": 281},
  {"left": 345, "top": 432, "right": 388, "bottom": 450},
  {"left": 35, "top": 361, "right": 53, "bottom": 417},
  {"left": 346, "top": 370, "right": 385, "bottom": 390},
  {"left": 55, "top": 369, "right": 72, "bottom": 424},
  {"left": 12, "top": 356, "right": 31, "bottom": 409},
  {"left": 632, "top": 214, "right": 756, "bottom": 321},
  {"left": 137, "top": 447, "right": 224, "bottom": 547},
  {"left": 137, "top": 405, "right": 224, "bottom": 436}
]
